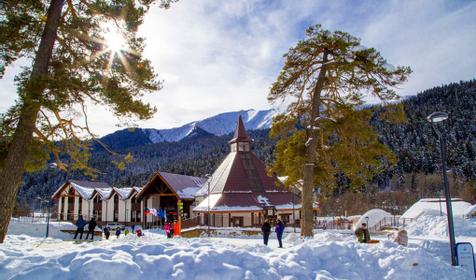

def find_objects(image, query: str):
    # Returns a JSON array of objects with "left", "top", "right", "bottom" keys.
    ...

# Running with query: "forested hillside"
[{"left": 19, "top": 80, "right": 476, "bottom": 211}]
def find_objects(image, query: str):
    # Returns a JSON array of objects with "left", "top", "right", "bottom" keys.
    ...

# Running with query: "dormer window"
[{"left": 238, "top": 143, "right": 250, "bottom": 152}]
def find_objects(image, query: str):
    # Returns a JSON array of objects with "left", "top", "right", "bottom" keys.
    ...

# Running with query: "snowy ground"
[{"left": 1, "top": 217, "right": 475, "bottom": 279}]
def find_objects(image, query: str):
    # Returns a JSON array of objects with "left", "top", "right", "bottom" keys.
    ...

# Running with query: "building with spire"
[{"left": 193, "top": 116, "right": 301, "bottom": 227}]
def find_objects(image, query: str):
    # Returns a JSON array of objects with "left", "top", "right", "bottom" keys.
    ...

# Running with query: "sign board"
[{"left": 456, "top": 242, "right": 476, "bottom": 278}]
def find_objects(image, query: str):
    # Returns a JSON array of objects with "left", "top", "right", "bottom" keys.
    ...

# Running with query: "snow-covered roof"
[
  {"left": 52, "top": 181, "right": 144, "bottom": 201},
  {"left": 70, "top": 182, "right": 95, "bottom": 200},
  {"left": 113, "top": 187, "right": 134, "bottom": 200},
  {"left": 401, "top": 198, "right": 472, "bottom": 219},
  {"left": 138, "top": 171, "right": 205, "bottom": 200},
  {"left": 96, "top": 188, "right": 113, "bottom": 200},
  {"left": 194, "top": 194, "right": 223, "bottom": 211},
  {"left": 51, "top": 180, "right": 112, "bottom": 200},
  {"left": 176, "top": 186, "right": 201, "bottom": 199}
]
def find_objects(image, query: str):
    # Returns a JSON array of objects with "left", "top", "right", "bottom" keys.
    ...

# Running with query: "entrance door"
[{"left": 230, "top": 217, "right": 243, "bottom": 227}]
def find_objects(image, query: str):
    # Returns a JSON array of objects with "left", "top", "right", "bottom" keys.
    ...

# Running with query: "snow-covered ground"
[{"left": 1, "top": 215, "right": 475, "bottom": 279}]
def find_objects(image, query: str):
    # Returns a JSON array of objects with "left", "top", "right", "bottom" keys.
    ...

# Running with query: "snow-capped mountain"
[
  {"left": 141, "top": 109, "right": 275, "bottom": 143},
  {"left": 97, "top": 109, "right": 275, "bottom": 150}
]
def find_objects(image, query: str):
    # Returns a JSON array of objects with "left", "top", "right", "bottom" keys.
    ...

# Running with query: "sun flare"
[{"left": 104, "top": 29, "right": 126, "bottom": 53}]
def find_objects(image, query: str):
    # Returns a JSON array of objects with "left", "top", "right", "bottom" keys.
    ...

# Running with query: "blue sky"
[{"left": 1, "top": 0, "right": 475, "bottom": 135}]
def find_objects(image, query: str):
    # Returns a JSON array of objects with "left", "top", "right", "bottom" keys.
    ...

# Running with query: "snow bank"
[
  {"left": 402, "top": 198, "right": 472, "bottom": 219},
  {"left": 0, "top": 230, "right": 469, "bottom": 280},
  {"left": 406, "top": 214, "right": 476, "bottom": 238},
  {"left": 354, "top": 209, "right": 392, "bottom": 230}
]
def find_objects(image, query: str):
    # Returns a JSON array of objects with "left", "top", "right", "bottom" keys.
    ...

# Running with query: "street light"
[
  {"left": 427, "top": 111, "right": 457, "bottom": 266},
  {"left": 292, "top": 185, "right": 296, "bottom": 233},
  {"left": 37, "top": 197, "right": 51, "bottom": 238},
  {"left": 205, "top": 174, "right": 212, "bottom": 237}
]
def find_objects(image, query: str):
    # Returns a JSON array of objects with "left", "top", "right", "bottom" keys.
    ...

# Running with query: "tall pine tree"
[
  {"left": 268, "top": 25, "right": 411, "bottom": 237},
  {"left": 0, "top": 0, "right": 176, "bottom": 242}
]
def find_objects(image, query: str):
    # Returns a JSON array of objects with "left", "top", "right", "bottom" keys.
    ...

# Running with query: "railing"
[
  {"left": 11, "top": 212, "right": 58, "bottom": 223},
  {"left": 181, "top": 216, "right": 200, "bottom": 229},
  {"left": 315, "top": 218, "right": 353, "bottom": 230},
  {"left": 367, "top": 216, "right": 415, "bottom": 233}
]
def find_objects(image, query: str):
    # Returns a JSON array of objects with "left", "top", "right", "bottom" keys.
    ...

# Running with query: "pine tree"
[
  {"left": 0, "top": 0, "right": 176, "bottom": 242},
  {"left": 268, "top": 24, "right": 411, "bottom": 237}
]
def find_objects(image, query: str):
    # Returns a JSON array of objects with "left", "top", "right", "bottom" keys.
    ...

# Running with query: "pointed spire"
[{"left": 229, "top": 116, "right": 251, "bottom": 144}]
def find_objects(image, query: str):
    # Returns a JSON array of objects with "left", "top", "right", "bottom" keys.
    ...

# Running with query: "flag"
[
  {"left": 150, "top": 208, "right": 157, "bottom": 217},
  {"left": 144, "top": 208, "right": 150, "bottom": 215}
]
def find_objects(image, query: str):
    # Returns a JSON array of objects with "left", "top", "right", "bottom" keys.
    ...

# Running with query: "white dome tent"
[{"left": 354, "top": 209, "right": 393, "bottom": 231}]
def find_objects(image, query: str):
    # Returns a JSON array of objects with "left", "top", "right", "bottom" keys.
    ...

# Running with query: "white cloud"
[{"left": 1, "top": 0, "right": 475, "bottom": 135}]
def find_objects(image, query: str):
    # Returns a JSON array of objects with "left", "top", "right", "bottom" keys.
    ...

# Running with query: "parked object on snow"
[
  {"left": 388, "top": 229, "right": 408, "bottom": 246},
  {"left": 105, "top": 223, "right": 125, "bottom": 231}
]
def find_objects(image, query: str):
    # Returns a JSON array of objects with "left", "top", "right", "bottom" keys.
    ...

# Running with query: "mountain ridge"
[{"left": 99, "top": 109, "right": 275, "bottom": 149}]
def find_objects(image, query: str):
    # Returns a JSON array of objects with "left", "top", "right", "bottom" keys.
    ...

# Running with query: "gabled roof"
[
  {"left": 137, "top": 171, "right": 205, "bottom": 200},
  {"left": 112, "top": 187, "right": 143, "bottom": 200},
  {"left": 94, "top": 188, "right": 113, "bottom": 200},
  {"left": 51, "top": 180, "right": 111, "bottom": 200},
  {"left": 113, "top": 187, "right": 134, "bottom": 200}
]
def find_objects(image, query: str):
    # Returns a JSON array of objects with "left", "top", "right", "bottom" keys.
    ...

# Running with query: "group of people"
[
  {"left": 74, "top": 215, "right": 144, "bottom": 241},
  {"left": 73, "top": 215, "right": 97, "bottom": 240},
  {"left": 164, "top": 221, "right": 178, "bottom": 238},
  {"left": 261, "top": 219, "right": 285, "bottom": 248}
]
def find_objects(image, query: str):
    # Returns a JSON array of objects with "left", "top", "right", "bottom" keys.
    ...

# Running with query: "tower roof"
[
  {"left": 229, "top": 116, "right": 251, "bottom": 144},
  {"left": 194, "top": 116, "right": 299, "bottom": 212}
]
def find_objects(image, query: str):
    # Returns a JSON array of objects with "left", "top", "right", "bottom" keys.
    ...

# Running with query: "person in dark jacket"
[
  {"left": 115, "top": 228, "right": 121, "bottom": 238},
  {"left": 85, "top": 218, "right": 97, "bottom": 240},
  {"left": 275, "top": 219, "right": 285, "bottom": 248},
  {"left": 355, "top": 223, "right": 371, "bottom": 243},
  {"left": 103, "top": 226, "right": 111, "bottom": 240},
  {"left": 73, "top": 215, "right": 86, "bottom": 240},
  {"left": 261, "top": 220, "right": 271, "bottom": 246}
]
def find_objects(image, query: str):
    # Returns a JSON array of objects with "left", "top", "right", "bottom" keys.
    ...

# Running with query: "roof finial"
[{"left": 229, "top": 115, "right": 251, "bottom": 144}]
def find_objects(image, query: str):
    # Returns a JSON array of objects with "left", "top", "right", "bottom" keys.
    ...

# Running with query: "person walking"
[
  {"left": 165, "top": 222, "right": 172, "bottom": 238},
  {"left": 115, "top": 228, "right": 121, "bottom": 238},
  {"left": 73, "top": 215, "right": 86, "bottom": 240},
  {"left": 85, "top": 217, "right": 97, "bottom": 241},
  {"left": 355, "top": 223, "right": 371, "bottom": 243},
  {"left": 103, "top": 226, "right": 111, "bottom": 240},
  {"left": 275, "top": 219, "right": 285, "bottom": 248},
  {"left": 261, "top": 220, "right": 271, "bottom": 246}
]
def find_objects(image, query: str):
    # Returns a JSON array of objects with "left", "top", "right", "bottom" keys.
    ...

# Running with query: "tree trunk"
[
  {"left": 0, "top": 0, "right": 64, "bottom": 243},
  {"left": 301, "top": 51, "right": 329, "bottom": 237}
]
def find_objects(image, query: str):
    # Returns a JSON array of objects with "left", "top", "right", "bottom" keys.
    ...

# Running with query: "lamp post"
[
  {"left": 292, "top": 185, "right": 296, "bottom": 233},
  {"left": 205, "top": 174, "right": 212, "bottom": 237},
  {"left": 37, "top": 197, "right": 51, "bottom": 238},
  {"left": 427, "top": 111, "right": 457, "bottom": 266}
]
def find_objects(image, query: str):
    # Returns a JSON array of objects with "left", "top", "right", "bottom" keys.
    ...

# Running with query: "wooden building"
[
  {"left": 51, "top": 171, "right": 204, "bottom": 226},
  {"left": 136, "top": 171, "right": 205, "bottom": 223},
  {"left": 193, "top": 116, "right": 302, "bottom": 227}
]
